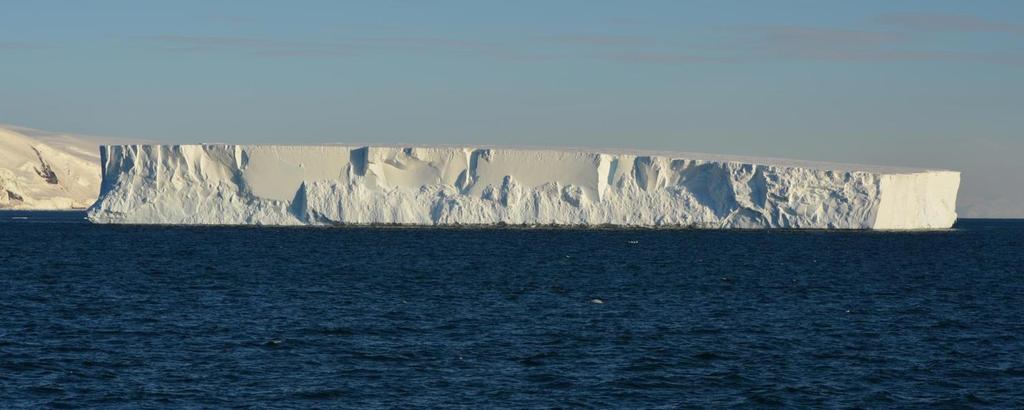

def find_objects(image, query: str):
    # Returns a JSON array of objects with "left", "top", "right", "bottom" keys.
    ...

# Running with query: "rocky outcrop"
[{"left": 0, "top": 126, "right": 103, "bottom": 210}]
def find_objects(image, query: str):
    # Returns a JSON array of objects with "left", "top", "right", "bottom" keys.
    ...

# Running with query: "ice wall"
[{"left": 86, "top": 145, "right": 960, "bottom": 229}]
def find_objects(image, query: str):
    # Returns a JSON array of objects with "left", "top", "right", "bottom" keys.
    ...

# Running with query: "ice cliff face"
[
  {"left": 86, "top": 145, "right": 960, "bottom": 229},
  {"left": 0, "top": 126, "right": 103, "bottom": 210}
]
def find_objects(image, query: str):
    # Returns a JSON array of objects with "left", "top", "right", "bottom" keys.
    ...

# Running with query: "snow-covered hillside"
[
  {"left": 0, "top": 125, "right": 104, "bottom": 210},
  {"left": 87, "top": 145, "right": 961, "bottom": 229}
]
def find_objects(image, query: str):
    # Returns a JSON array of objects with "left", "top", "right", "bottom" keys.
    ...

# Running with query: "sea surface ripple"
[{"left": 1, "top": 212, "right": 1022, "bottom": 408}]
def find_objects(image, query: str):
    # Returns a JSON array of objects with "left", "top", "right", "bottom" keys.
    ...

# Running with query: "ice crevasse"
[{"left": 86, "top": 145, "right": 960, "bottom": 229}]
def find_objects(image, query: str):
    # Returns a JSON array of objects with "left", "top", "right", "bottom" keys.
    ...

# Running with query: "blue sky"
[{"left": 1, "top": 0, "right": 1022, "bottom": 217}]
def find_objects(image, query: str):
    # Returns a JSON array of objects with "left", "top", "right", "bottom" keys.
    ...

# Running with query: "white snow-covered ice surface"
[
  {"left": 0, "top": 126, "right": 104, "bottom": 210},
  {"left": 86, "top": 144, "right": 960, "bottom": 229}
]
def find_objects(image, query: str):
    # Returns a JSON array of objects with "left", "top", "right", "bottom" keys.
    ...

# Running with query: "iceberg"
[{"left": 86, "top": 145, "right": 960, "bottom": 229}]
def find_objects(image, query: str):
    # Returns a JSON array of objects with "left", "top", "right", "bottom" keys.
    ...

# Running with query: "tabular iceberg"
[{"left": 86, "top": 145, "right": 960, "bottom": 229}]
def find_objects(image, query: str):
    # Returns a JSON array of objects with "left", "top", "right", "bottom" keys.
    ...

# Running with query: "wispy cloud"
[
  {"left": 142, "top": 18, "right": 1024, "bottom": 67},
  {"left": 763, "top": 48, "right": 1024, "bottom": 65},
  {"left": 886, "top": 51, "right": 1024, "bottom": 66},
  {"left": 147, "top": 35, "right": 354, "bottom": 57},
  {"left": 747, "top": 26, "right": 905, "bottom": 48},
  {"left": 606, "top": 17, "right": 647, "bottom": 27},
  {"left": 152, "top": 35, "right": 280, "bottom": 47},
  {"left": 874, "top": 12, "right": 1024, "bottom": 34},
  {"left": 735, "top": 25, "right": 906, "bottom": 61},
  {"left": 533, "top": 35, "right": 651, "bottom": 46},
  {"left": 354, "top": 36, "right": 557, "bottom": 61},
  {"left": 734, "top": 24, "right": 1023, "bottom": 65},
  {"left": 145, "top": 34, "right": 505, "bottom": 59},
  {"left": 0, "top": 42, "right": 46, "bottom": 50},
  {"left": 351, "top": 36, "right": 493, "bottom": 49},
  {"left": 595, "top": 51, "right": 725, "bottom": 64}
]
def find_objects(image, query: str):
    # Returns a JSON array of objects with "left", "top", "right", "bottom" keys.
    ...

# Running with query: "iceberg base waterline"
[{"left": 86, "top": 145, "right": 960, "bottom": 229}]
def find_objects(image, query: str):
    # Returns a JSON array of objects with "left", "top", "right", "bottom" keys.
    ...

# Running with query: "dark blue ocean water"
[{"left": 0, "top": 212, "right": 1022, "bottom": 408}]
